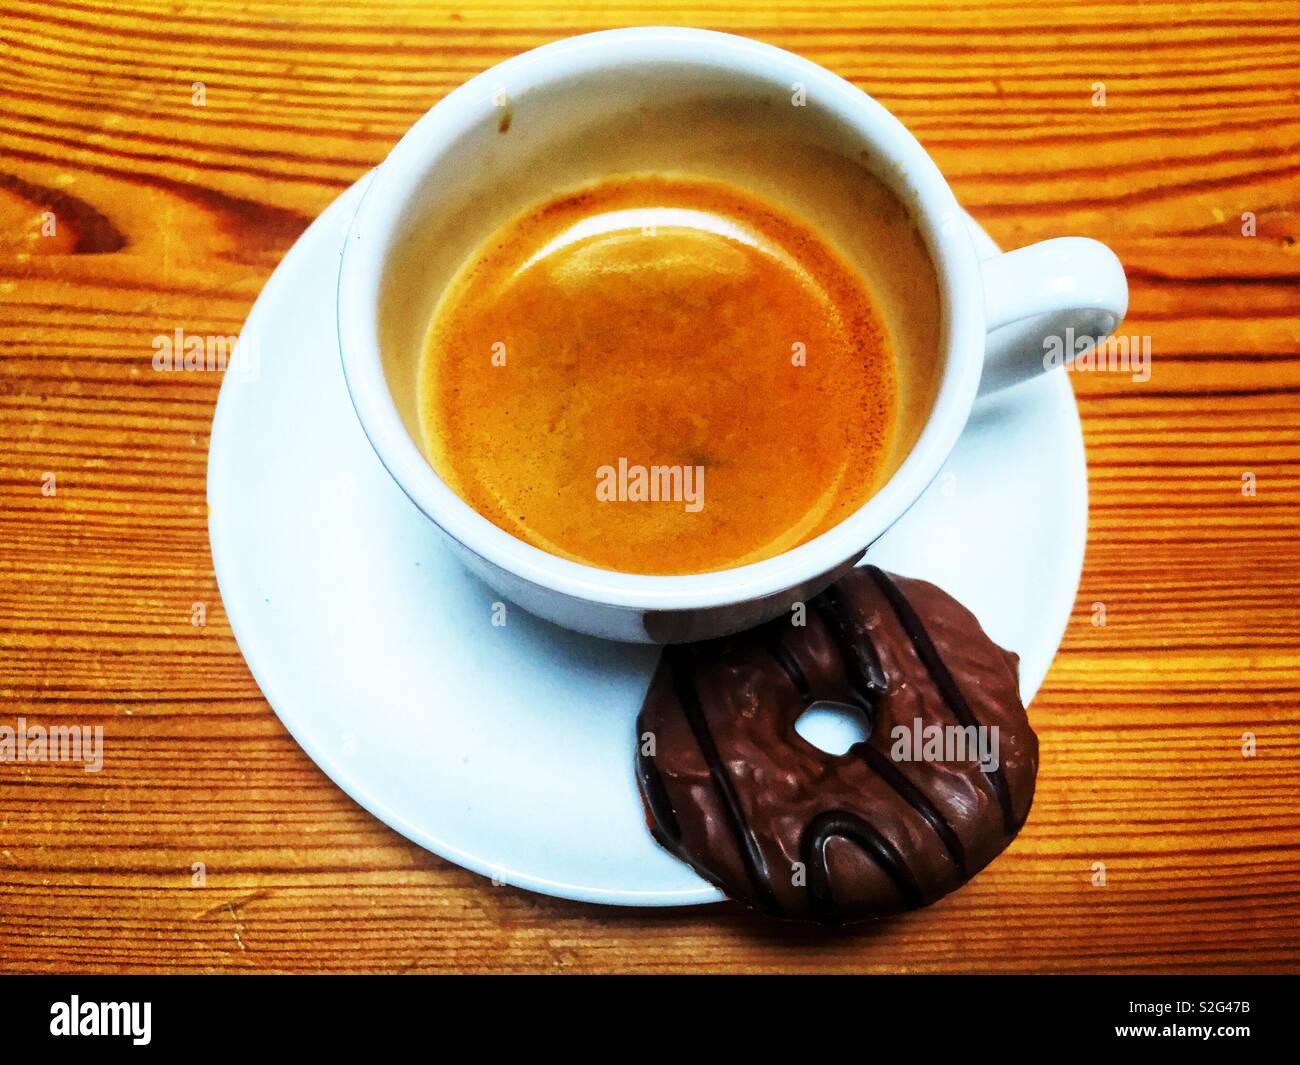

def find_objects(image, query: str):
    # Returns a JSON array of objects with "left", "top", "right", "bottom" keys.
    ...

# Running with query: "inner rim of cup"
[{"left": 337, "top": 28, "right": 985, "bottom": 610}]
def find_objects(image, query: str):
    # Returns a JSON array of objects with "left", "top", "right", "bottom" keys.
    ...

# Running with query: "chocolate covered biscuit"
[{"left": 636, "top": 566, "right": 1037, "bottom": 923}]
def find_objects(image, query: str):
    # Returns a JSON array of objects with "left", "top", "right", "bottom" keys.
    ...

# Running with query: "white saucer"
[{"left": 207, "top": 176, "right": 1086, "bottom": 907}]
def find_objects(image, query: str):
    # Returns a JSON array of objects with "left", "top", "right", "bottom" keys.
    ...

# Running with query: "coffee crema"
[{"left": 417, "top": 173, "right": 898, "bottom": 575}]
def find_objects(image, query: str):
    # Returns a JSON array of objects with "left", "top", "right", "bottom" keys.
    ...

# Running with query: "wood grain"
[{"left": 1, "top": 0, "right": 1298, "bottom": 973}]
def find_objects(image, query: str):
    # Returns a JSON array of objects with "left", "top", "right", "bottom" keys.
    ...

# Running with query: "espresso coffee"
[{"left": 417, "top": 173, "right": 898, "bottom": 575}]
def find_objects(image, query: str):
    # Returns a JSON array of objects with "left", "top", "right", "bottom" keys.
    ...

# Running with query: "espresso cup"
[{"left": 337, "top": 27, "right": 1127, "bottom": 643}]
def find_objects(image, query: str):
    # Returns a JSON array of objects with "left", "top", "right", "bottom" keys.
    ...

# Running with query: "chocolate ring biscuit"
[{"left": 635, "top": 566, "right": 1037, "bottom": 923}]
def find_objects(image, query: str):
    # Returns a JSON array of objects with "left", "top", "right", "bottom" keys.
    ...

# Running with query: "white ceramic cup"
[{"left": 337, "top": 27, "right": 1127, "bottom": 644}]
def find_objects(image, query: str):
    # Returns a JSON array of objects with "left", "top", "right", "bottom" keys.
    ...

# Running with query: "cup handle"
[{"left": 977, "top": 237, "right": 1129, "bottom": 395}]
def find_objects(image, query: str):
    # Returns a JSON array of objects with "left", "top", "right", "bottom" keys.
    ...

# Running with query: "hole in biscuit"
[{"left": 794, "top": 700, "right": 873, "bottom": 756}]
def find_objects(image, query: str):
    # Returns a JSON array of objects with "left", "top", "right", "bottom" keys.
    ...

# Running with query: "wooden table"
[{"left": 2, "top": 0, "right": 1297, "bottom": 974}]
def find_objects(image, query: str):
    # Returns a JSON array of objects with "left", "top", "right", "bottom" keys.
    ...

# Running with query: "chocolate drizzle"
[
  {"left": 795, "top": 579, "right": 972, "bottom": 910},
  {"left": 636, "top": 751, "right": 682, "bottom": 846},
  {"left": 864, "top": 565, "right": 1018, "bottom": 834},
  {"left": 766, "top": 616, "right": 970, "bottom": 897},
  {"left": 666, "top": 646, "right": 780, "bottom": 914},
  {"left": 803, "top": 810, "right": 924, "bottom": 919},
  {"left": 763, "top": 626, "right": 812, "bottom": 700},
  {"left": 768, "top": 619, "right": 967, "bottom": 897},
  {"left": 812, "top": 586, "right": 888, "bottom": 700},
  {"left": 853, "top": 742, "right": 967, "bottom": 877}
]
